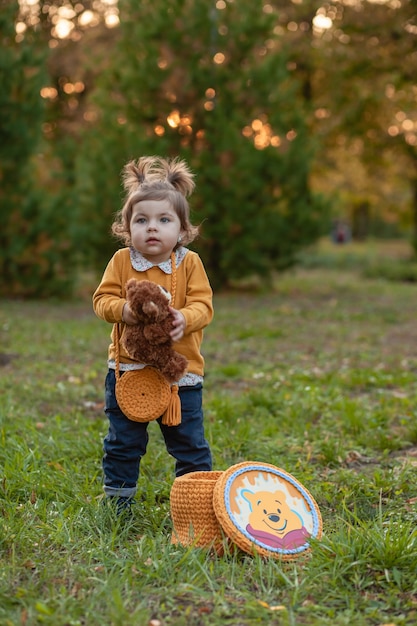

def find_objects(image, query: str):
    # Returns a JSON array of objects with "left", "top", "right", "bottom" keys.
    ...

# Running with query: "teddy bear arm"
[
  {"left": 123, "top": 328, "right": 148, "bottom": 361},
  {"left": 143, "top": 322, "right": 172, "bottom": 344}
]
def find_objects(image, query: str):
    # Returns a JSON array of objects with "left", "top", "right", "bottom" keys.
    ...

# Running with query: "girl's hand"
[
  {"left": 169, "top": 307, "right": 186, "bottom": 342},
  {"left": 122, "top": 303, "right": 138, "bottom": 325}
]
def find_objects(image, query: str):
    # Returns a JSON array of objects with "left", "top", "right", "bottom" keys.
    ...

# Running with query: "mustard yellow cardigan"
[{"left": 93, "top": 248, "right": 213, "bottom": 376}]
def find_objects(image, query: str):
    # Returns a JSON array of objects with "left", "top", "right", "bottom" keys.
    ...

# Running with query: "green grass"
[
  {"left": 298, "top": 237, "right": 417, "bottom": 282},
  {"left": 1, "top": 248, "right": 417, "bottom": 625}
]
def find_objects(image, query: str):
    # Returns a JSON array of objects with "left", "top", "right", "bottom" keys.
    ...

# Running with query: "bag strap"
[
  {"left": 114, "top": 250, "right": 177, "bottom": 379},
  {"left": 170, "top": 250, "right": 177, "bottom": 307},
  {"left": 114, "top": 323, "right": 122, "bottom": 382}
]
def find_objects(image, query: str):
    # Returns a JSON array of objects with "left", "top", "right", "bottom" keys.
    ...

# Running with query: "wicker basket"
[
  {"left": 170, "top": 462, "right": 323, "bottom": 560},
  {"left": 170, "top": 471, "right": 227, "bottom": 554}
]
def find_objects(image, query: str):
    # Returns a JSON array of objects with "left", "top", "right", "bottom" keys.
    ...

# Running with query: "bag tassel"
[{"left": 162, "top": 385, "right": 182, "bottom": 426}]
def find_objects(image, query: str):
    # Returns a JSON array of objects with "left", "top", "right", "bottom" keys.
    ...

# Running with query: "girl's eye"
[
  {"left": 136, "top": 217, "right": 146, "bottom": 224},
  {"left": 161, "top": 217, "right": 170, "bottom": 223}
]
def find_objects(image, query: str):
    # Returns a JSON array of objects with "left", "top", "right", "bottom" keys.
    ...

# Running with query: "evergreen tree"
[
  {"left": 77, "top": 0, "right": 329, "bottom": 286},
  {"left": 0, "top": 1, "right": 78, "bottom": 296},
  {"left": 291, "top": 0, "right": 417, "bottom": 244}
]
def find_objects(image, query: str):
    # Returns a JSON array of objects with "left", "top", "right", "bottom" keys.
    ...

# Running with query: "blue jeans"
[{"left": 102, "top": 369, "right": 212, "bottom": 498}]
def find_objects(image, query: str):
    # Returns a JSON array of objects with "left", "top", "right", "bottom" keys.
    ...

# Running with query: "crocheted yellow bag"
[{"left": 115, "top": 363, "right": 171, "bottom": 423}]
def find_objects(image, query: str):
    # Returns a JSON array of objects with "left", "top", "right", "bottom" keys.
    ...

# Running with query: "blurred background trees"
[{"left": 1, "top": 0, "right": 416, "bottom": 296}]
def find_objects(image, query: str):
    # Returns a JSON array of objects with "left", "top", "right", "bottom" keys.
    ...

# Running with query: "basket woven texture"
[
  {"left": 170, "top": 471, "right": 226, "bottom": 554},
  {"left": 116, "top": 367, "right": 171, "bottom": 422}
]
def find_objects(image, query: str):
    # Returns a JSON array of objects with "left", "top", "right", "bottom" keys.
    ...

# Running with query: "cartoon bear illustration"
[{"left": 241, "top": 489, "right": 310, "bottom": 549}]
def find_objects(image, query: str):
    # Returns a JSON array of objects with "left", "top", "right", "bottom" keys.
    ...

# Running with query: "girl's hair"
[{"left": 111, "top": 156, "right": 199, "bottom": 247}]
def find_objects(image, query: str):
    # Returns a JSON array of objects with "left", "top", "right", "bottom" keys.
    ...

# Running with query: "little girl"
[{"left": 93, "top": 156, "right": 213, "bottom": 513}]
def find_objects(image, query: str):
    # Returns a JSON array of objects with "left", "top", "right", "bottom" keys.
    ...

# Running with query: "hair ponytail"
[
  {"left": 121, "top": 156, "right": 160, "bottom": 194},
  {"left": 157, "top": 157, "right": 195, "bottom": 197},
  {"left": 122, "top": 156, "right": 194, "bottom": 197}
]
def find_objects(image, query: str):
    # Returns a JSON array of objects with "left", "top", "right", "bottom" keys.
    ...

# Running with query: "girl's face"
[{"left": 130, "top": 199, "right": 183, "bottom": 264}]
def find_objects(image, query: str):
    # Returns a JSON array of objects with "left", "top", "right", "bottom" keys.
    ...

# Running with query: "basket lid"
[{"left": 213, "top": 461, "right": 322, "bottom": 560}]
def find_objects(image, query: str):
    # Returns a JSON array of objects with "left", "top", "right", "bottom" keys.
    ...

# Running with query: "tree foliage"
[
  {"left": 2, "top": 0, "right": 417, "bottom": 296},
  {"left": 75, "top": 0, "right": 329, "bottom": 286},
  {"left": 292, "top": 0, "right": 417, "bottom": 243},
  {"left": 0, "top": 0, "right": 80, "bottom": 297}
]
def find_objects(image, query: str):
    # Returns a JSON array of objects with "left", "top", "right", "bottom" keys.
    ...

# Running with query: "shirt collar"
[{"left": 129, "top": 246, "right": 187, "bottom": 273}]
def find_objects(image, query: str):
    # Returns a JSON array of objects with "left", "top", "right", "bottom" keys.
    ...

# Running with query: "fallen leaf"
[
  {"left": 257, "top": 600, "right": 287, "bottom": 612},
  {"left": 71, "top": 582, "right": 82, "bottom": 597},
  {"left": 257, "top": 600, "right": 270, "bottom": 609},
  {"left": 47, "top": 461, "right": 65, "bottom": 472}
]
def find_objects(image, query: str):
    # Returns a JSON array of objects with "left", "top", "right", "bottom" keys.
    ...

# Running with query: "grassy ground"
[{"left": 1, "top": 241, "right": 417, "bottom": 625}]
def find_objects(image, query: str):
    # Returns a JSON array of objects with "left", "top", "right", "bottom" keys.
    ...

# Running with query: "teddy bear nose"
[{"left": 269, "top": 514, "right": 281, "bottom": 523}]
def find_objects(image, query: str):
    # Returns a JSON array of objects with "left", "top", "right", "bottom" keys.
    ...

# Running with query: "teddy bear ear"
[
  {"left": 142, "top": 300, "right": 159, "bottom": 315},
  {"left": 124, "top": 279, "right": 135, "bottom": 297}
]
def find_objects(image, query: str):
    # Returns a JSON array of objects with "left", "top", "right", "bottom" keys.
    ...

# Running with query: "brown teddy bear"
[{"left": 122, "top": 279, "right": 188, "bottom": 384}]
